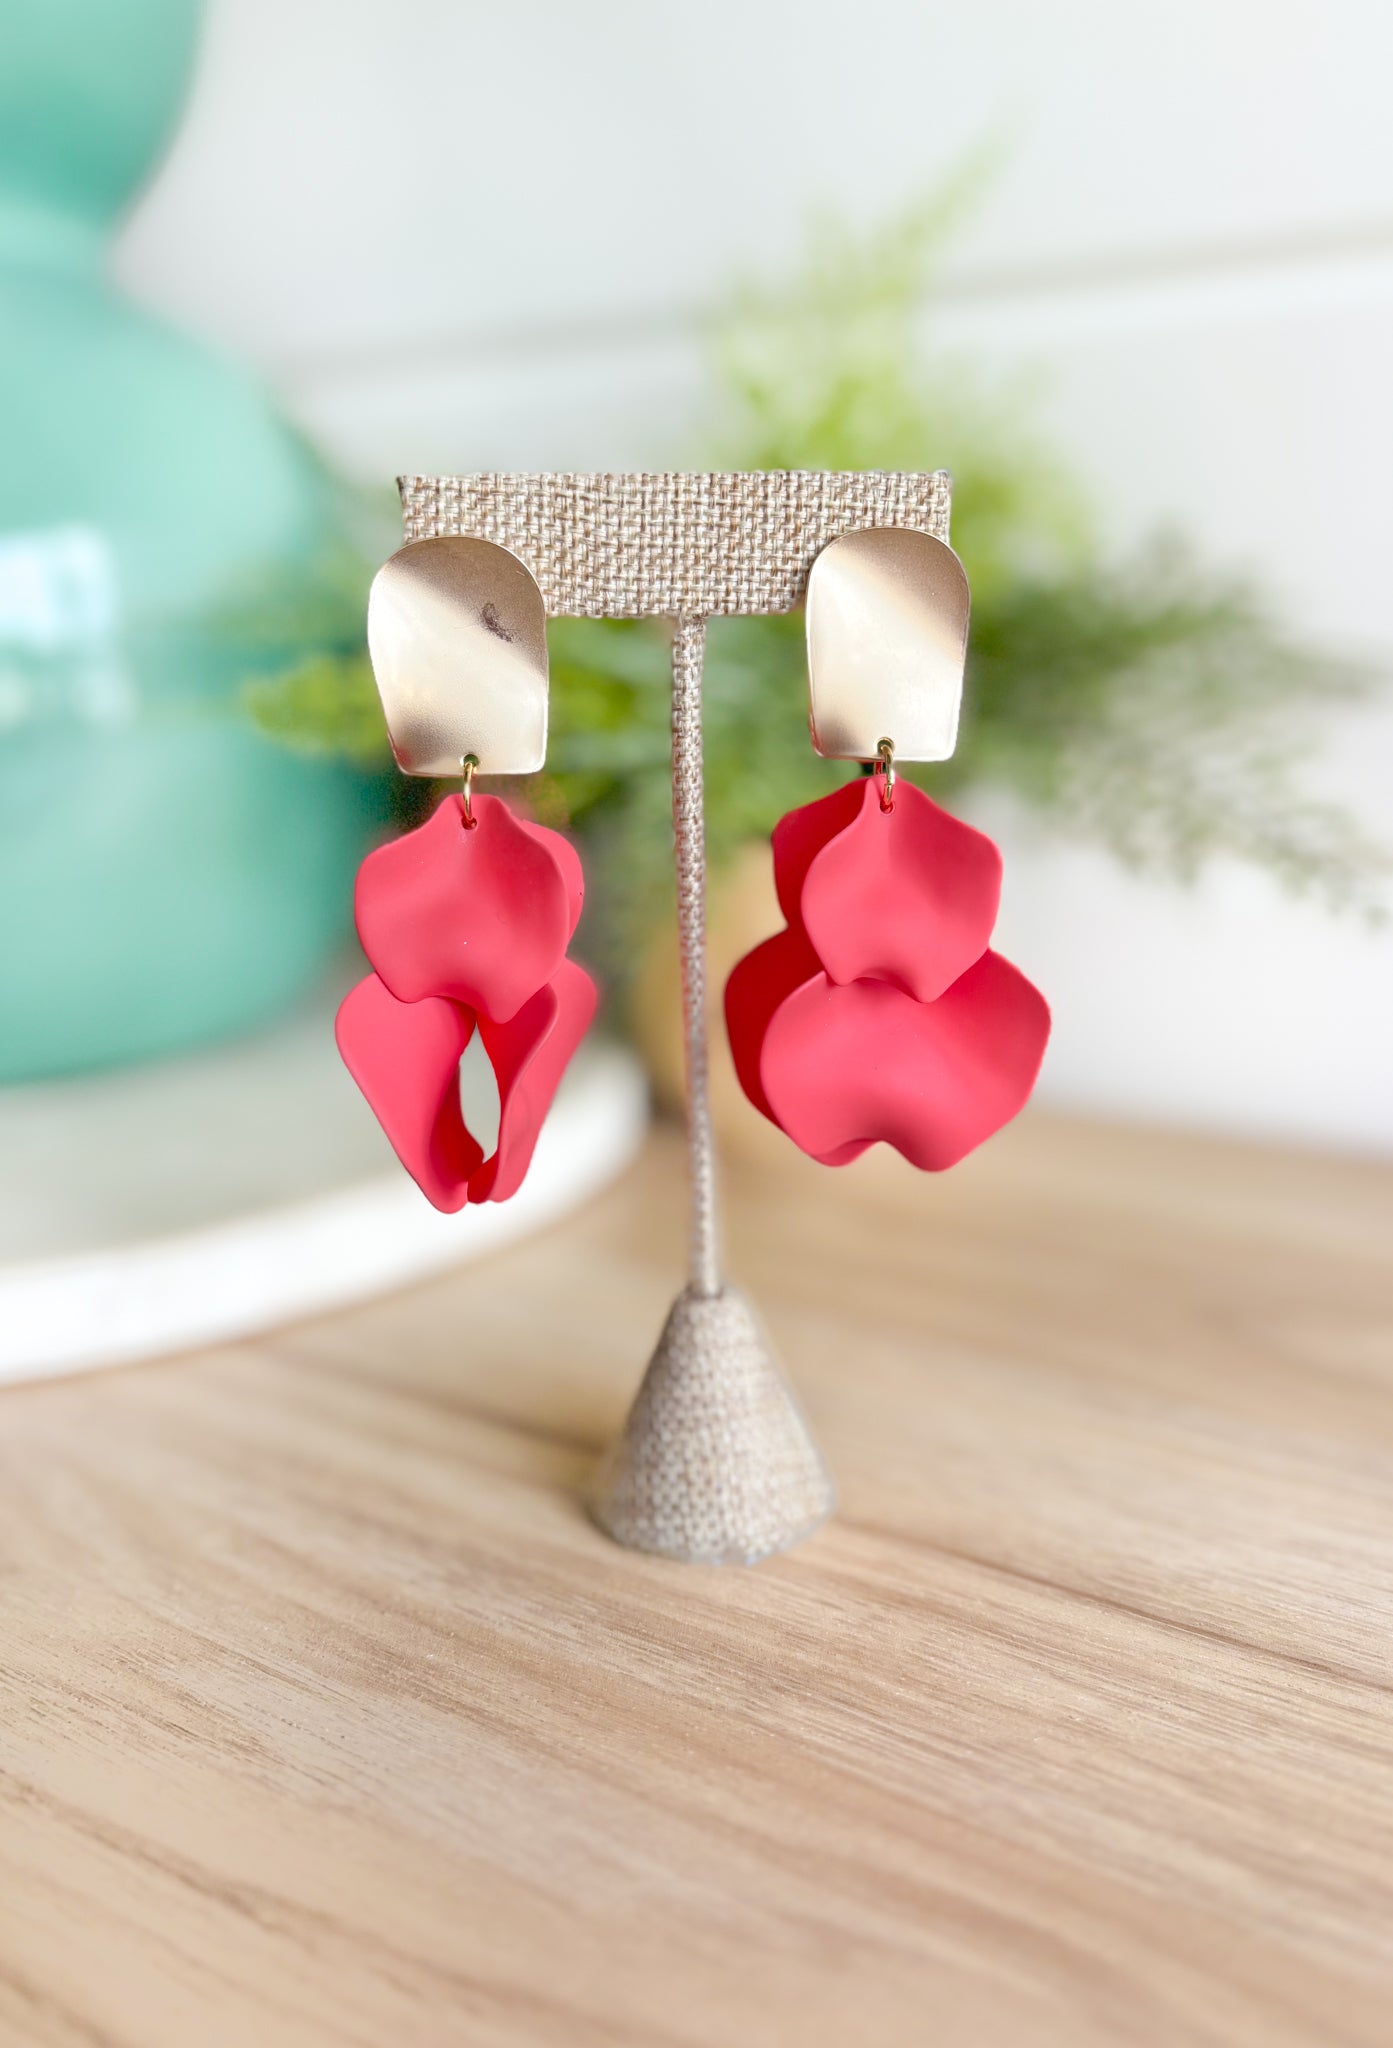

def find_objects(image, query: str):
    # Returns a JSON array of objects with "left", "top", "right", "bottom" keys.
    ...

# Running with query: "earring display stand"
[{"left": 399, "top": 470, "right": 953, "bottom": 1563}]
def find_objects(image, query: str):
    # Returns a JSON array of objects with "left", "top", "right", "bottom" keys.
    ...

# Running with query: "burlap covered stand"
[
  {"left": 590, "top": 1287, "right": 834, "bottom": 1565},
  {"left": 399, "top": 473, "right": 952, "bottom": 1564}
]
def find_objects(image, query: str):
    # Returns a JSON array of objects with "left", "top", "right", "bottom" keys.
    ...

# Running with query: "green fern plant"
[{"left": 244, "top": 196, "right": 1385, "bottom": 980}]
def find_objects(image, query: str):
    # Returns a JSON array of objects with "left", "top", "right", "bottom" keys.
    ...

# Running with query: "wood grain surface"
[{"left": 2, "top": 1113, "right": 1391, "bottom": 2047}]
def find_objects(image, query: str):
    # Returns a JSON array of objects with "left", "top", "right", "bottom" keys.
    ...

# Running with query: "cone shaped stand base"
[{"left": 591, "top": 1287, "right": 835, "bottom": 1565}]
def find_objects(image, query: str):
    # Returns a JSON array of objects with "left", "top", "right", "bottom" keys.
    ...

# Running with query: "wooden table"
[{"left": 3, "top": 1114, "right": 1391, "bottom": 2047}]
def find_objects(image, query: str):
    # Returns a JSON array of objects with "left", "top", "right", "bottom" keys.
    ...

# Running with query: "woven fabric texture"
[
  {"left": 670, "top": 614, "right": 720, "bottom": 1298},
  {"left": 591, "top": 1287, "right": 835, "bottom": 1565},
  {"left": 399, "top": 470, "right": 952, "bottom": 618}
]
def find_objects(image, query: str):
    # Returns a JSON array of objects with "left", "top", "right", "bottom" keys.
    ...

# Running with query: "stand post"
[
  {"left": 589, "top": 609, "right": 835, "bottom": 1564},
  {"left": 670, "top": 614, "right": 721, "bottom": 1299}
]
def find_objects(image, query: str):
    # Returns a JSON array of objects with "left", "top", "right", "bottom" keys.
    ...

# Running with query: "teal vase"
[{"left": 0, "top": 0, "right": 376, "bottom": 1081}]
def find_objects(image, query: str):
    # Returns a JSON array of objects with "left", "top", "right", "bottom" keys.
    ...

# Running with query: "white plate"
[{"left": 0, "top": 985, "right": 648, "bottom": 1384}]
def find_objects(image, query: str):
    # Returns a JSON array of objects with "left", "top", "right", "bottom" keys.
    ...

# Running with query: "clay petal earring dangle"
[
  {"left": 336, "top": 535, "right": 597, "bottom": 1209},
  {"left": 725, "top": 526, "right": 1050, "bottom": 1168}
]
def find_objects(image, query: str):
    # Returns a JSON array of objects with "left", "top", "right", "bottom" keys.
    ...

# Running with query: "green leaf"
[{"left": 238, "top": 180, "right": 1388, "bottom": 949}]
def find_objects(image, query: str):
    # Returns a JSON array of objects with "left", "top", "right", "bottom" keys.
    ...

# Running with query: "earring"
[
  {"left": 336, "top": 536, "right": 597, "bottom": 1209},
  {"left": 724, "top": 527, "right": 1048, "bottom": 1169}
]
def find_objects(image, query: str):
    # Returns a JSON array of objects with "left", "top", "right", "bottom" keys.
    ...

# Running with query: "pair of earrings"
[{"left": 337, "top": 529, "right": 1048, "bottom": 1209}]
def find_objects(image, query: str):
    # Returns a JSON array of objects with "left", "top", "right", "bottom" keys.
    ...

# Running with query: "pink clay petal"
[
  {"left": 470, "top": 958, "right": 599, "bottom": 1203},
  {"left": 760, "top": 952, "right": 1050, "bottom": 1170},
  {"left": 770, "top": 779, "right": 865, "bottom": 931},
  {"left": 354, "top": 792, "right": 575, "bottom": 1021},
  {"left": 335, "top": 974, "right": 482, "bottom": 1211},
  {"left": 514, "top": 813, "right": 585, "bottom": 940},
  {"left": 724, "top": 925, "right": 823, "bottom": 1125},
  {"left": 799, "top": 777, "right": 1003, "bottom": 1002}
]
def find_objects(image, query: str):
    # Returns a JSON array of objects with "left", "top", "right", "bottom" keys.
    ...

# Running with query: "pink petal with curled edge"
[
  {"left": 759, "top": 952, "right": 1050, "bottom": 1170},
  {"left": 515, "top": 812, "right": 585, "bottom": 941},
  {"left": 770, "top": 779, "right": 866, "bottom": 930},
  {"left": 354, "top": 792, "right": 575, "bottom": 1022},
  {"left": 335, "top": 974, "right": 482, "bottom": 1211},
  {"left": 470, "top": 958, "right": 599, "bottom": 1203},
  {"left": 796, "top": 777, "right": 1003, "bottom": 1002},
  {"left": 724, "top": 924, "right": 824, "bottom": 1125}
]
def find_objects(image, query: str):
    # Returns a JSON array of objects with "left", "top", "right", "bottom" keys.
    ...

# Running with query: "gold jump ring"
[
  {"left": 875, "top": 737, "right": 896, "bottom": 812},
  {"left": 461, "top": 753, "right": 480, "bottom": 830}
]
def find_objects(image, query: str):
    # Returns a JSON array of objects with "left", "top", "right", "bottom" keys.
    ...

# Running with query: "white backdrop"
[{"left": 115, "top": 0, "right": 1393, "bottom": 1151}]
